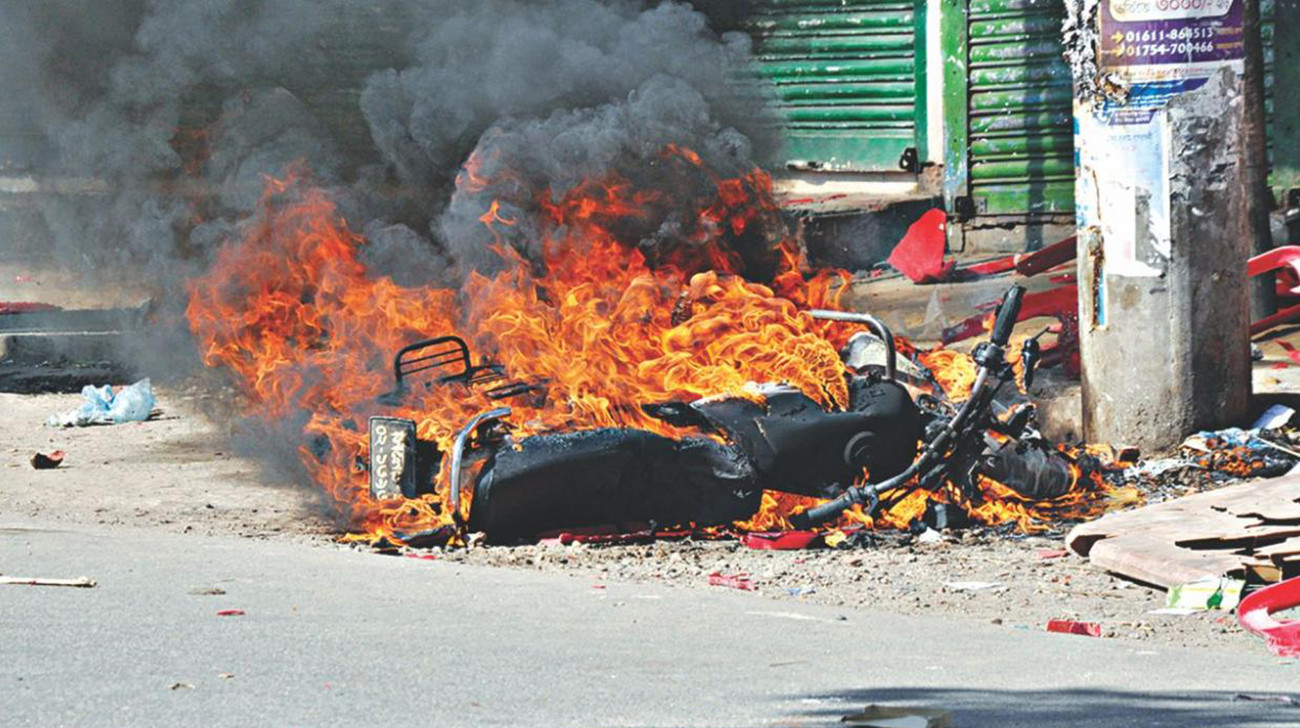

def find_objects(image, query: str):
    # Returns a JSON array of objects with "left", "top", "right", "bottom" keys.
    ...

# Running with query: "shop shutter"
[
  {"left": 964, "top": 0, "right": 1074, "bottom": 217},
  {"left": 1263, "top": 0, "right": 1277, "bottom": 183},
  {"left": 744, "top": 0, "right": 926, "bottom": 172}
]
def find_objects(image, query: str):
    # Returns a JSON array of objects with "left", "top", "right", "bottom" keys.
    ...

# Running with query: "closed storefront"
[
  {"left": 942, "top": 0, "right": 1075, "bottom": 250},
  {"left": 742, "top": 0, "right": 930, "bottom": 173},
  {"left": 735, "top": 0, "right": 1297, "bottom": 252}
]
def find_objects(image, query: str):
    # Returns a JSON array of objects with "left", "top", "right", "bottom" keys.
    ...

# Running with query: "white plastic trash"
[{"left": 46, "top": 379, "right": 155, "bottom": 427}]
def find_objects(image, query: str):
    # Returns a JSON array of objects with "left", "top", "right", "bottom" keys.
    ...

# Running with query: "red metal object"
[
  {"left": 1016, "top": 236, "right": 1078, "bottom": 276},
  {"left": 942, "top": 284, "right": 1079, "bottom": 344},
  {"left": 216, "top": 609, "right": 246, "bottom": 617},
  {"left": 936, "top": 243, "right": 1300, "bottom": 354},
  {"left": 1046, "top": 619, "right": 1101, "bottom": 637},
  {"left": 1238, "top": 576, "right": 1300, "bottom": 657},
  {"left": 961, "top": 257, "right": 1017, "bottom": 278},
  {"left": 707, "top": 572, "right": 756, "bottom": 591},
  {"left": 1277, "top": 341, "right": 1300, "bottom": 366},
  {"left": 0, "top": 301, "right": 60, "bottom": 315},
  {"left": 962, "top": 235, "right": 1078, "bottom": 279},
  {"left": 889, "top": 209, "right": 955, "bottom": 283},
  {"left": 534, "top": 524, "right": 693, "bottom": 546},
  {"left": 740, "top": 531, "right": 819, "bottom": 550},
  {"left": 938, "top": 284, "right": 1082, "bottom": 376},
  {"left": 1250, "top": 246, "right": 1300, "bottom": 335}
]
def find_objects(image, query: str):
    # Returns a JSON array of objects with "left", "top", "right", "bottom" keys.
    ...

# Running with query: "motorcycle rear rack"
[{"left": 378, "top": 335, "right": 542, "bottom": 405}]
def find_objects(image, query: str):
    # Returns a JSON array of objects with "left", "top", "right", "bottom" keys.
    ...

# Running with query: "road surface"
[{"left": 3, "top": 521, "right": 1297, "bottom": 727}]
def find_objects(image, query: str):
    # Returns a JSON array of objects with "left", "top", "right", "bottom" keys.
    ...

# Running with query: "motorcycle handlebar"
[
  {"left": 791, "top": 286, "right": 1023, "bottom": 531},
  {"left": 791, "top": 496, "right": 856, "bottom": 530},
  {"left": 990, "top": 285, "right": 1025, "bottom": 348}
]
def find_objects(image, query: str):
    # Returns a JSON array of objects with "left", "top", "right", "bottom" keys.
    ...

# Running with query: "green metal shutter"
[
  {"left": 964, "top": 0, "right": 1074, "bottom": 216},
  {"left": 1262, "top": 0, "right": 1300, "bottom": 203},
  {"left": 744, "top": 0, "right": 926, "bottom": 172}
]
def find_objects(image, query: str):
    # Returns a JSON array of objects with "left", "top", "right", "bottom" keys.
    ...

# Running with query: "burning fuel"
[
  {"left": 5, "top": 0, "right": 1139, "bottom": 548},
  {"left": 186, "top": 150, "right": 1134, "bottom": 546}
]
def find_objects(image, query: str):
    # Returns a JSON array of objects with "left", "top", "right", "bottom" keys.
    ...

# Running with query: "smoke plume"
[
  {"left": 0, "top": 1, "right": 786, "bottom": 492},
  {"left": 1, "top": 0, "right": 776, "bottom": 288}
]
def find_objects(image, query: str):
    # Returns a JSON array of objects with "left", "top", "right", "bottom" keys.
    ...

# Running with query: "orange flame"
[{"left": 186, "top": 151, "right": 1130, "bottom": 544}]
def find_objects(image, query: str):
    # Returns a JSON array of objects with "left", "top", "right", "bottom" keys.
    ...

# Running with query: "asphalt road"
[{"left": 2, "top": 521, "right": 1297, "bottom": 728}]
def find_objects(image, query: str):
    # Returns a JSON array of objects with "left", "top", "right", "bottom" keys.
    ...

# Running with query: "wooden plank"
[{"left": 1067, "top": 474, "right": 1300, "bottom": 588}]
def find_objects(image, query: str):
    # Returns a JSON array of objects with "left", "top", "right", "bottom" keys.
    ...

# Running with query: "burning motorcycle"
[{"left": 368, "top": 284, "right": 1079, "bottom": 542}]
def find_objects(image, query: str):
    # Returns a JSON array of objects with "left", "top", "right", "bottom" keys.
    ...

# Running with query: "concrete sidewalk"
[{"left": 2, "top": 521, "right": 1296, "bottom": 727}]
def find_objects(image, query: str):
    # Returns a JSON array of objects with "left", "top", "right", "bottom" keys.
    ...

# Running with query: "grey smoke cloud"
[
  {"left": 0, "top": 0, "right": 778, "bottom": 377},
  {"left": 360, "top": 1, "right": 771, "bottom": 189}
]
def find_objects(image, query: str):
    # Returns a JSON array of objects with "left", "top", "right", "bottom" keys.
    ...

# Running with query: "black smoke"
[
  {"left": 0, "top": 0, "right": 785, "bottom": 396},
  {"left": 1, "top": 0, "right": 776, "bottom": 284}
]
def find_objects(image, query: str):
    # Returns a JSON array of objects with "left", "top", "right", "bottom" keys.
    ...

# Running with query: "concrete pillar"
[{"left": 1067, "top": 0, "right": 1256, "bottom": 450}]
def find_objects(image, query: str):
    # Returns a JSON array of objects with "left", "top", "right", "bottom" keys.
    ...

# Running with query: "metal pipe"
[
  {"left": 808, "top": 310, "right": 897, "bottom": 382},
  {"left": 449, "top": 407, "right": 511, "bottom": 524}
]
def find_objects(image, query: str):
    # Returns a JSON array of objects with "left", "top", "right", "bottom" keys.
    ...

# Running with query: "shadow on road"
[{"left": 787, "top": 686, "right": 1299, "bottom": 727}]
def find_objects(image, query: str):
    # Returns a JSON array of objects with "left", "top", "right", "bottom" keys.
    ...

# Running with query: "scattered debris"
[
  {"left": 740, "top": 531, "right": 817, "bottom": 551},
  {"left": 1037, "top": 549, "right": 1069, "bottom": 560},
  {"left": 915, "top": 529, "right": 944, "bottom": 545},
  {"left": 785, "top": 586, "right": 816, "bottom": 597},
  {"left": 843, "top": 704, "right": 953, "bottom": 728},
  {"left": 1238, "top": 576, "right": 1300, "bottom": 658},
  {"left": 707, "top": 572, "right": 755, "bottom": 591},
  {"left": 1046, "top": 619, "right": 1102, "bottom": 637},
  {"left": 1122, "top": 457, "right": 1199, "bottom": 480},
  {"left": 29, "top": 449, "right": 65, "bottom": 470},
  {"left": 1253, "top": 405, "right": 1296, "bottom": 431},
  {"left": 1166, "top": 577, "right": 1245, "bottom": 612},
  {"left": 1181, "top": 427, "right": 1300, "bottom": 472},
  {"left": 1068, "top": 474, "right": 1300, "bottom": 587},
  {"left": 189, "top": 587, "right": 226, "bottom": 596},
  {"left": 216, "top": 609, "right": 246, "bottom": 617},
  {"left": 1147, "top": 607, "right": 1199, "bottom": 616},
  {"left": 47, "top": 379, "right": 155, "bottom": 427},
  {"left": 217, "top": 673, "right": 235, "bottom": 680},
  {"left": 532, "top": 525, "right": 694, "bottom": 546},
  {"left": 0, "top": 575, "right": 96, "bottom": 588},
  {"left": 168, "top": 682, "right": 194, "bottom": 691},
  {"left": 943, "top": 581, "right": 1003, "bottom": 592}
]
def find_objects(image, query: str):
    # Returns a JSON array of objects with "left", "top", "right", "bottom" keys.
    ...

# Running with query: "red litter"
[
  {"left": 216, "top": 609, "right": 246, "bottom": 617},
  {"left": 1238, "top": 575, "right": 1300, "bottom": 657},
  {"left": 1279, "top": 341, "right": 1300, "bottom": 367},
  {"left": 30, "top": 450, "right": 65, "bottom": 470},
  {"left": 404, "top": 553, "right": 437, "bottom": 561},
  {"left": 1036, "top": 549, "right": 1069, "bottom": 560},
  {"left": 1046, "top": 619, "right": 1101, "bottom": 637},
  {"left": 741, "top": 531, "right": 818, "bottom": 551},
  {"left": 708, "top": 572, "right": 756, "bottom": 591}
]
